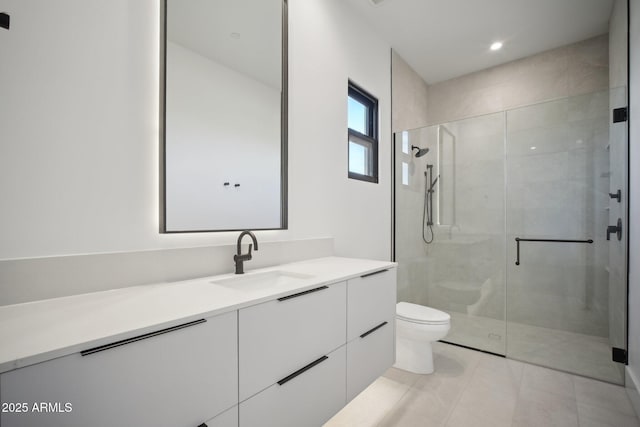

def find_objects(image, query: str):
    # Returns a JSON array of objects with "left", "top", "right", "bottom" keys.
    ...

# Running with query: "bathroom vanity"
[{"left": 0, "top": 257, "right": 396, "bottom": 427}]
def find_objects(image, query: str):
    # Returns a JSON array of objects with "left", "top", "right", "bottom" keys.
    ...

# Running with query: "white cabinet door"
[
  {"left": 347, "top": 268, "right": 396, "bottom": 341},
  {"left": 238, "top": 282, "right": 346, "bottom": 401},
  {"left": 0, "top": 311, "right": 238, "bottom": 427},
  {"left": 346, "top": 318, "right": 394, "bottom": 401},
  {"left": 239, "top": 345, "right": 346, "bottom": 427},
  {"left": 346, "top": 267, "right": 396, "bottom": 401},
  {"left": 205, "top": 405, "right": 238, "bottom": 427}
]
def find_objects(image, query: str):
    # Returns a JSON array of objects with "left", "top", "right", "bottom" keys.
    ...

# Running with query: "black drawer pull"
[
  {"left": 277, "top": 355, "right": 329, "bottom": 386},
  {"left": 277, "top": 286, "right": 328, "bottom": 302},
  {"left": 360, "top": 321, "right": 388, "bottom": 338},
  {"left": 361, "top": 269, "right": 390, "bottom": 278},
  {"left": 81, "top": 319, "right": 207, "bottom": 356}
]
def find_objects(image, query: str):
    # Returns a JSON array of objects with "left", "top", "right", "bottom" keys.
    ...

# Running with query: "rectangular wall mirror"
[{"left": 160, "top": 0, "right": 287, "bottom": 232}]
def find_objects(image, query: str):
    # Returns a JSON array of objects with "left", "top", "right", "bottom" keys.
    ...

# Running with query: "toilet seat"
[{"left": 397, "top": 302, "right": 450, "bottom": 325}]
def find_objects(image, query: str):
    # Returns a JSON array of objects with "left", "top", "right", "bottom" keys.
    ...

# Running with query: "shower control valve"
[
  {"left": 609, "top": 189, "right": 621, "bottom": 203},
  {"left": 606, "top": 218, "right": 622, "bottom": 241}
]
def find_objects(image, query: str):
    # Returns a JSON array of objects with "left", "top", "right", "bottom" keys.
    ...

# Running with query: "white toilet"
[{"left": 394, "top": 302, "right": 451, "bottom": 374}]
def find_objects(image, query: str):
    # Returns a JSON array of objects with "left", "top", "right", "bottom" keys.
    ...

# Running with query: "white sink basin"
[{"left": 211, "top": 270, "right": 314, "bottom": 292}]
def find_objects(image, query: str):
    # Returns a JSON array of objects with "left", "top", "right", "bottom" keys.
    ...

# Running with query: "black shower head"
[{"left": 411, "top": 145, "right": 429, "bottom": 158}]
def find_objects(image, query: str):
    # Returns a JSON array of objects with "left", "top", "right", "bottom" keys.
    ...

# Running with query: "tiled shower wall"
[
  {"left": 425, "top": 34, "right": 610, "bottom": 126},
  {"left": 395, "top": 113, "right": 507, "bottom": 354},
  {"left": 392, "top": 33, "right": 611, "bottom": 343},
  {"left": 391, "top": 51, "right": 430, "bottom": 133},
  {"left": 391, "top": 51, "right": 431, "bottom": 306}
]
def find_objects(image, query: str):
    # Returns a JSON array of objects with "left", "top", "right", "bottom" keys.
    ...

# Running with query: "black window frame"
[{"left": 348, "top": 81, "right": 379, "bottom": 183}]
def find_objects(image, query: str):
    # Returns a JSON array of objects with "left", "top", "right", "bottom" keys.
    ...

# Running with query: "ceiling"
[{"left": 345, "top": 0, "right": 615, "bottom": 84}]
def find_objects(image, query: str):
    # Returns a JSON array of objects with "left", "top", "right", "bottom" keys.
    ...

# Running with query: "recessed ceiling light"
[
  {"left": 530, "top": 146, "right": 537, "bottom": 150},
  {"left": 490, "top": 41, "right": 503, "bottom": 51}
]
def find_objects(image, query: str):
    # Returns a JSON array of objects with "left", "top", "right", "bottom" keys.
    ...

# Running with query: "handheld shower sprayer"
[
  {"left": 429, "top": 175, "right": 440, "bottom": 192},
  {"left": 422, "top": 164, "right": 438, "bottom": 244}
]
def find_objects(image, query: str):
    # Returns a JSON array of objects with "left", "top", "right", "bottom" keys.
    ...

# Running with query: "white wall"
[
  {"left": 0, "top": 0, "right": 391, "bottom": 264},
  {"left": 628, "top": 0, "right": 640, "bottom": 416},
  {"left": 287, "top": 0, "right": 391, "bottom": 260},
  {"left": 165, "top": 41, "right": 281, "bottom": 231}
]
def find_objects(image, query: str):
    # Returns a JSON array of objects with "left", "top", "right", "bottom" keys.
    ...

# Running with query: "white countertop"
[{"left": 0, "top": 257, "right": 396, "bottom": 374}]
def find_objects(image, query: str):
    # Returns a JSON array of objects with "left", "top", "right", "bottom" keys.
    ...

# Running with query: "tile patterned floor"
[
  {"left": 325, "top": 342, "right": 639, "bottom": 427},
  {"left": 445, "top": 312, "right": 624, "bottom": 385}
]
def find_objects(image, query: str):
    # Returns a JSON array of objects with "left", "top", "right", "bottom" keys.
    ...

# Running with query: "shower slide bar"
[{"left": 514, "top": 237, "right": 593, "bottom": 266}]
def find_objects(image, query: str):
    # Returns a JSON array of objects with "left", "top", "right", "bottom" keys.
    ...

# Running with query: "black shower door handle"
[{"left": 515, "top": 237, "right": 593, "bottom": 266}]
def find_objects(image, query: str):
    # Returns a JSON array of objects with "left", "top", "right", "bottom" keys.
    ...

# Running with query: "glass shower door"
[
  {"left": 394, "top": 111, "right": 507, "bottom": 356},
  {"left": 505, "top": 90, "right": 627, "bottom": 384}
]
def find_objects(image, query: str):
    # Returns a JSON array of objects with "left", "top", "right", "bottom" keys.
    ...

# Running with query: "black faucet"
[{"left": 234, "top": 231, "right": 259, "bottom": 274}]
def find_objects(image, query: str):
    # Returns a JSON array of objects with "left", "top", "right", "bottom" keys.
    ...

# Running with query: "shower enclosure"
[{"left": 393, "top": 88, "right": 628, "bottom": 384}]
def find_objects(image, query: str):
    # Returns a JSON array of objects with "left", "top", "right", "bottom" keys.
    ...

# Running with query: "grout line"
[
  {"left": 571, "top": 374, "right": 583, "bottom": 427},
  {"left": 372, "top": 379, "right": 414, "bottom": 427},
  {"left": 440, "top": 348, "right": 483, "bottom": 426},
  {"left": 508, "top": 362, "right": 527, "bottom": 427}
]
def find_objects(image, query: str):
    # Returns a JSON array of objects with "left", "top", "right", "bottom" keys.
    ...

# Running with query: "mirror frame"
[{"left": 159, "top": 0, "right": 288, "bottom": 233}]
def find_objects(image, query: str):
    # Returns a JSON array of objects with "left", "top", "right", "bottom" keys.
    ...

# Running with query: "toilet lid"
[{"left": 396, "top": 302, "right": 451, "bottom": 325}]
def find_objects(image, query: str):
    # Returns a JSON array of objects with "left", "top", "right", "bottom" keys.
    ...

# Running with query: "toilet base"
[{"left": 394, "top": 337, "right": 434, "bottom": 374}]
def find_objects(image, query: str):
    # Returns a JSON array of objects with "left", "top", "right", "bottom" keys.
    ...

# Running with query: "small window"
[
  {"left": 348, "top": 81, "right": 378, "bottom": 183},
  {"left": 402, "top": 162, "right": 409, "bottom": 186}
]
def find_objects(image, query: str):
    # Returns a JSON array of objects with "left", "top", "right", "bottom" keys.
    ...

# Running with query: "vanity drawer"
[
  {"left": 347, "top": 268, "right": 397, "bottom": 341},
  {"left": 0, "top": 311, "right": 238, "bottom": 427},
  {"left": 239, "top": 345, "right": 346, "bottom": 427},
  {"left": 346, "top": 318, "right": 395, "bottom": 401},
  {"left": 238, "top": 281, "right": 346, "bottom": 401}
]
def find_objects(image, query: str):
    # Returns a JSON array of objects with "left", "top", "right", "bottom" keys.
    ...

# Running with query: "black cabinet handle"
[
  {"left": 277, "top": 355, "right": 329, "bottom": 386},
  {"left": 81, "top": 319, "right": 206, "bottom": 356},
  {"left": 277, "top": 286, "right": 328, "bottom": 301},
  {"left": 360, "top": 321, "right": 388, "bottom": 338},
  {"left": 361, "top": 269, "right": 390, "bottom": 278}
]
